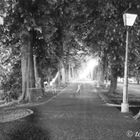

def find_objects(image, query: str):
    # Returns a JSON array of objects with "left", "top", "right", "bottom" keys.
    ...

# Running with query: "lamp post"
[{"left": 121, "top": 8, "right": 137, "bottom": 113}]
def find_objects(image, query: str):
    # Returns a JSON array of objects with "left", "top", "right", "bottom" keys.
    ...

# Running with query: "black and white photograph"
[{"left": 0, "top": 0, "right": 140, "bottom": 139}]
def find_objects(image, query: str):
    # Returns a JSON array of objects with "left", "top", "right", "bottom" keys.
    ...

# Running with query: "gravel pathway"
[{"left": 0, "top": 82, "right": 140, "bottom": 140}]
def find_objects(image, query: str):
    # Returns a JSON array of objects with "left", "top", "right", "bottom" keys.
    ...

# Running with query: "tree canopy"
[{"left": 1, "top": 0, "right": 140, "bottom": 99}]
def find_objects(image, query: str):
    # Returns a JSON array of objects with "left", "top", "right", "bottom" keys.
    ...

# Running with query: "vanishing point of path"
[{"left": 0, "top": 81, "right": 140, "bottom": 140}]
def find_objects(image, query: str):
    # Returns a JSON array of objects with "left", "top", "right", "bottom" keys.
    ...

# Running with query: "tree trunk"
[
  {"left": 136, "top": 70, "right": 140, "bottom": 84},
  {"left": 34, "top": 55, "right": 45, "bottom": 96},
  {"left": 68, "top": 64, "right": 71, "bottom": 81},
  {"left": 65, "top": 66, "right": 69, "bottom": 82},
  {"left": 96, "top": 64, "right": 104, "bottom": 85},
  {"left": 19, "top": 31, "right": 35, "bottom": 102},
  {"left": 34, "top": 55, "right": 40, "bottom": 88},
  {"left": 61, "top": 64, "right": 66, "bottom": 84},
  {"left": 99, "top": 65, "right": 104, "bottom": 85},
  {"left": 109, "top": 68, "right": 117, "bottom": 94},
  {"left": 57, "top": 71, "right": 61, "bottom": 86},
  {"left": 137, "top": 79, "right": 140, "bottom": 85}
]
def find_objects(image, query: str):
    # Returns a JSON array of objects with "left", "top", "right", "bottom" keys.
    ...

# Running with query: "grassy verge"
[{"left": 98, "top": 87, "right": 140, "bottom": 116}]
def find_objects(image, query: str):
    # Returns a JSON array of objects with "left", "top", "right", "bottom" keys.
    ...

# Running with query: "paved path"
[{"left": 1, "top": 82, "right": 140, "bottom": 140}]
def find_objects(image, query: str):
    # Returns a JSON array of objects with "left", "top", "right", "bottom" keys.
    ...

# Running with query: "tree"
[
  {"left": 2, "top": 0, "right": 140, "bottom": 102},
  {"left": 19, "top": 30, "right": 35, "bottom": 102},
  {"left": 94, "top": 0, "right": 140, "bottom": 93},
  {"left": 2, "top": 0, "right": 85, "bottom": 101},
  {"left": 68, "top": 0, "right": 140, "bottom": 94},
  {"left": 2, "top": 0, "right": 39, "bottom": 102}
]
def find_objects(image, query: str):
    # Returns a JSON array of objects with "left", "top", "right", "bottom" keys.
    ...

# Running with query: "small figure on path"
[{"left": 73, "top": 84, "right": 81, "bottom": 97}]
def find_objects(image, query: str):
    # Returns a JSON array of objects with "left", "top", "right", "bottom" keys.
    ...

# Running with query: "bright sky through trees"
[{"left": 78, "top": 58, "right": 98, "bottom": 80}]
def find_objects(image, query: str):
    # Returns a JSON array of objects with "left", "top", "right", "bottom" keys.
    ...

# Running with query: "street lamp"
[{"left": 121, "top": 8, "right": 137, "bottom": 113}]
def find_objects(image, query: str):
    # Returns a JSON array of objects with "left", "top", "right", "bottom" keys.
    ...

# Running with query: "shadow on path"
[{"left": 0, "top": 108, "right": 51, "bottom": 140}]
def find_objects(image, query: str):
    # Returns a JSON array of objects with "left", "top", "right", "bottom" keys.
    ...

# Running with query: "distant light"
[
  {"left": 78, "top": 58, "right": 98, "bottom": 79},
  {"left": 87, "top": 59, "right": 98, "bottom": 70},
  {"left": 0, "top": 16, "right": 4, "bottom": 25}
]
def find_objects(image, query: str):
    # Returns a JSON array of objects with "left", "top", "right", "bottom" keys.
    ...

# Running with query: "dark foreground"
[{"left": 0, "top": 82, "right": 140, "bottom": 140}]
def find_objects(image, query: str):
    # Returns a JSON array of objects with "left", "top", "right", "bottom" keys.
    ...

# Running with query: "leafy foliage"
[{"left": 1, "top": 0, "right": 140, "bottom": 99}]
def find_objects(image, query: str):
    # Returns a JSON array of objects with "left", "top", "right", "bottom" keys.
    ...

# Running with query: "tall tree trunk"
[
  {"left": 99, "top": 64, "right": 104, "bottom": 85},
  {"left": 68, "top": 64, "right": 71, "bottom": 81},
  {"left": 19, "top": 31, "right": 35, "bottom": 102},
  {"left": 57, "top": 71, "right": 61, "bottom": 86},
  {"left": 34, "top": 55, "right": 38, "bottom": 87},
  {"left": 109, "top": 67, "right": 118, "bottom": 94},
  {"left": 96, "top": 64, "right": 104, "bottom": 85},
  {"left": 61, "top": 63, "right": 66, "bottom": 84},
  {"left": 33, "top": 55, "right": 42, "bottom": 88},
  {"left": 137, "top": 78, "right": 140, "bottom": 85},
  {"left": 65, "top": 66, "right": 69, "bottom": 83},
  {"left": 136, "top": 70, "right": 140, "bottom": 84}
]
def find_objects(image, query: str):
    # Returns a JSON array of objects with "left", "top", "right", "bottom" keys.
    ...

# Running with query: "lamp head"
[{"left": 123, "top": 8, "right": 138, "bottom": 26}]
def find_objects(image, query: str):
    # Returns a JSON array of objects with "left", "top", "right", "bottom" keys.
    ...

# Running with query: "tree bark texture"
[
  {"left": 109, "top": 67, "right": 117, "bottom": 94},
  {"left": 136, "top": 70, "right": 140, "bottom": 84},
  {"left": 61, "top": 65, "right": 66, "bottom": 84},
  {"left": 20, "top": 31, "right": 35, "bottom": 102},
  {"left": 95, "top": 64, "right": 104, "bottom": 85},
  {"left": 33, "top": 55, "right": 42, "bottom": 88}
]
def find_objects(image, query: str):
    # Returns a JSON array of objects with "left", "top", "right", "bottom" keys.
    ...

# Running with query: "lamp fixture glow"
[
  {"left": 123, "top": 13, "right": 137, "bottom": 26},
  {"left": 123, "top": 7, "right": 138, "bottom": 26}
]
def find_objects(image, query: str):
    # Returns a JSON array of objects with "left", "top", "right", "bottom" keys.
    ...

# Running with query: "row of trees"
[
  {"left": 0, "top": 0, "right": 93, "bottom": 102},
  {"left": 0, "top": 0, "right": 140, "bottom": 102},
  {"left": 74, "top": 0, "right": 140, "bottom": 93}
]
